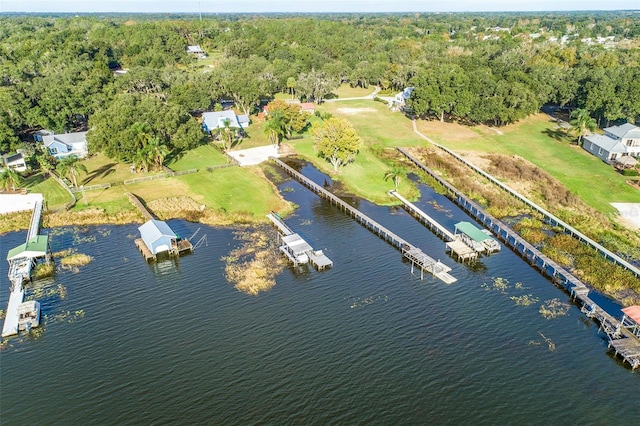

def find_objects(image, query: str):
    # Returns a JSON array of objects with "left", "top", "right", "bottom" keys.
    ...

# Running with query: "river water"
[{"left": 1, "top": 163, "right": 639, "bottom": 424}]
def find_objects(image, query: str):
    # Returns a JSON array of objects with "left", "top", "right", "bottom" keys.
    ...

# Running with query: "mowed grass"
[
  {"left": 168, "top": 144, "right": 228, "bottom": 170},
  {"left": 24, "top": 173, "right": 73, "bottom": 209},
  {"left": 330, "top": 84, "right": 376, "bottom": 99},
  {"left": 80, "top": 153, "right": 161, "bottom": 185},
  {"left": 283, "top": 99, "right": 424, "bottom": 203},
  {"left": 320, "top": 99, "right": 423, "bottom": 148},
  {"left": 177, "top": 167, "right": 285, "bottom": 216},
  {"left": 415, "top": 114, "right": 640, "bottom": 213}
]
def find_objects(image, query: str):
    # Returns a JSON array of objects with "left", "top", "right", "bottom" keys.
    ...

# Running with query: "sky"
[{"left": 1, "top": 0, "right": 639, "bottom": 13}]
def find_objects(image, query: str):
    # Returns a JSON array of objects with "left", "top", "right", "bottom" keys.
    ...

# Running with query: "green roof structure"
[
  {"left": 7, "top": 235, "right": 49, "bottom": 260},
  {"left": 454, "top": 222, "right": 491, "bottom": 243}
]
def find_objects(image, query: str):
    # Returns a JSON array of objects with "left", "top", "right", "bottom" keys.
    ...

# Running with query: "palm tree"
[
  {"left": 132, "top": 148, "right": 152, "bottom": 173},
  {"left": 569, "top": 108, "right": 597, "bottom": 146},
  {"left": 217, "top": 118, "right": 235, "bottom": 151},
  {"left": 56, "top": 155, "right": 87, "bottom": 188},
  {"left": 147, "top": 137, "right": 170, "bottom": 170},
  {"left": 0, "top": 167, "right": 23, "bottom": 191},
  {"left": 264, "top": 111, "right": 287, "bottom": 149},
  {"left": 384, "top": 166, "right": 404, "bottom": 191}
]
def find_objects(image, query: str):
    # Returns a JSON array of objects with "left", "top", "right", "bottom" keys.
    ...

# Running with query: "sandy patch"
[
  {"left": 0, "top": 193, "right": 44, "bottom": 214},
  {"left": 227, "top": 145, "right": 281, "bottom": 166},
  {"left": 415, "top": 120, "right": 481, "bottom": 142},
  {"left": 335, "top": 107, "right": 377, "bottom": 115},
  {"left": 611, "top": 203, "right": 640, "bottom": 230}
]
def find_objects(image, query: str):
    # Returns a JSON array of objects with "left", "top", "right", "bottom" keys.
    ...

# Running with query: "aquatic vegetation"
[
  {"left": 539, "top": 298, "right": 571, "bottom": 319},
  {"left": 33, "top": 262, "right": 55, "bottom": 279},
  {"left": 490, "top": 276, "right": 509, "bottom": 293},
  {"left": 300, "top": 219, "right": 312, "bottom": 226},
  {"left": 60, "top": 253, "right": 92, "bottom": 268},
  {"left": 30, "top": 283, "right": 67, "bottom": 300},
  {"left": 347, "top": 295, "right": 388, "bottom": 309},
  {"left": 510, "top": 294, "right": 539, "bottom": 306},
  {"left": 223, "top": 227, "right": 286, "bottom": 295},
  {"left": 0, "top": 309, "right": 5, "bottom": 319},
  {"left": 44, "top": 309, "right": 85, "bottom": 324},
  {"left": 528, "top": 332, "right": 556, "bottom": 351}
]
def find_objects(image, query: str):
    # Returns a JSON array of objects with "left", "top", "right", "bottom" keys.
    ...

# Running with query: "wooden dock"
[
  {"left": 270, "top": 158, "right": 455, "bottom": 283},
  {"left": 2, "top": 200, "right": 46, "bottom": 337},
  {"left": 396, "top": 147, "right": 640, "bottom": 369},
  {"left": 126, "top": 192, "right": 154, "bottom": 221},
  {"left": 388, "top": 190, "right": 478, "bottom": 262},
  {"left": 135, "top": 238, "right": 156, "bottom": 261},
  {"left": 267, "top": 212, "right": 333, "bottom": 270}
]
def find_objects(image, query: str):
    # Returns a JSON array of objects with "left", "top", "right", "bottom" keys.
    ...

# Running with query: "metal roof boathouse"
[{"left": 135, "top": 219, "right": 193, "bottom": 261}]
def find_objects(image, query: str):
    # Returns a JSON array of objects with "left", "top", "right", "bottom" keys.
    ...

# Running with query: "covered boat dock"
[{"left": 454, "top": 221, "right": 501, "bottom": 253}]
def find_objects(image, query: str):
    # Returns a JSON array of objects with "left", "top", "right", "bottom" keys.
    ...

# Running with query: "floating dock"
[
  {"left": 270, "top": 159, "right": 455, "bottom": 283},
  {"left": 396, "top": 146, "right": 640, "bottom": 369},
  {"left": 267, "top": 212, "right": 333, "bottom": 270},
  {"left": 2, "top": 199, "right": 47, "bottom": 337}
]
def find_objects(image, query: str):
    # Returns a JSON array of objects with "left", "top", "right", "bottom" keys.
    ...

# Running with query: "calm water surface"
[{"left": 1, "top": 164, "right": 639, "bottom": 424}]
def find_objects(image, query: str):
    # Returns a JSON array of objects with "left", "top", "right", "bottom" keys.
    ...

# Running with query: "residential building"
[
  {"left": 1, "top": 153, "right": 27, "bottom": 172},
  {"left": 583, "top": 123, "right": 640, "bottom": 164},
  {"left": 36, "top": 130, "right": 88, "bottom": 159}
]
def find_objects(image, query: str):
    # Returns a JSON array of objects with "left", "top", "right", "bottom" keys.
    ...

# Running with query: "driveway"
[{"left": 227, "top": 145, "right": 281, "bottom": 166}]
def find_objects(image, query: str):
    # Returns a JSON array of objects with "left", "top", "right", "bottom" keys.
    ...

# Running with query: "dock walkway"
[
  {"left": 2, "top": 200, "right": 45, "bottom": 337},
  {"left": 267, "top": 212, "right": 333, "bottom": 270},
  {"left": 271, "top": 158, "right": 455, "bottom": 283},
  {"left": 397, "top": 147, "right": 640, "bottom": 369},
  {"left": 388, "top": 190, "right": 478, "bottom": 262},
  {"left": 126, "top": 192, "right": 154, "bottom": 221}
]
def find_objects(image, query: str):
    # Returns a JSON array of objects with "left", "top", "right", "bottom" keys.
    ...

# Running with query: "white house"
[
  {"left": 187, "top": 45, "right": 206, "bottom": 58},
  {"left": 36, "top": 130, "right": 88, "bottom": 159},
  {"left": 583, "top": 123, "right": 640, "bottom": 164},
  {"left": 202, "top": 111, "right": 249, "bottom": 133},
  {"left": 1, "top": 153, "right": 27, "bottom": 172}
]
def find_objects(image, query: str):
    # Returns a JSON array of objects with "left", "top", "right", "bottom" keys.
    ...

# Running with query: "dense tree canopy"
[{"left": 1, "top": 12, "right": 639, "bottom": 156}]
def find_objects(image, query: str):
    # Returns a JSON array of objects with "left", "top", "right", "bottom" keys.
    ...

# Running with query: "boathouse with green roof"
[{"left": 454, "top": 221, "right": 500, "bottom": 253}]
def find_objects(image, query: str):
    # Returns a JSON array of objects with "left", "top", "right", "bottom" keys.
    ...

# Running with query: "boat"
[{"left": 17, "top": 300, "right": 41, "bottom": 332}]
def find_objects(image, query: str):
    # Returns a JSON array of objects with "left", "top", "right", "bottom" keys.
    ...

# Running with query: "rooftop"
[
  {"left": 7, "top": 235, "right": 49, "bottom": 260},
  {"left": 454, "top": 221, "right": 492, "bottom": 243},
  {"left": 622, "top": 305, "right": 640, "bottom": 324}
]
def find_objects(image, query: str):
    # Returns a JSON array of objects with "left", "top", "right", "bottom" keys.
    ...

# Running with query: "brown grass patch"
[
  {"left": 44, "top": 208, "right": 141, "bottom": 228},
  {"left": 222, "top": 227, "right": 286, "bottom": 295}
]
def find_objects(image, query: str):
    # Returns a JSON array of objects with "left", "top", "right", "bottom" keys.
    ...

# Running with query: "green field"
[
  {"left": 177, "top": 166, "right": 284, "bottom": 217},
  {"left": 414, "top": 115, "right": 640, "bottom": 213},
  {"left": 168, "top": 144, "right": 229, "bottom": 170},
  {"left": 24, "top": 173, "right": 73, "bottom": 209}
]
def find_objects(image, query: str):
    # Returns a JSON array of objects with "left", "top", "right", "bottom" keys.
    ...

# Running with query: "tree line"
[{"left": 1, "top": 12, "right": 639, "bottom": 159}]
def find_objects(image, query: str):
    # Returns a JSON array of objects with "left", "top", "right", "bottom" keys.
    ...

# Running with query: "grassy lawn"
[
  {"left": 330, "top": 84, "right": 375, "bottom": 99},
  {"left": 168, "top": 144, "right": 228, "bottom": 170},
  {"left": 177, "top": 167, "right": 285, "bottom": 217},
  {"left": 23, "top": 173, "right": 73, "bottom": 209},
  {"left": 415, "top": 114, "right": 640, "bottom": 213},
  {"left": 289, "top": 102, "right": 421, "bottom": 204},
  {"left": 320, "top": 99, "right": 422, "bottom": 149},
  {"left": 79, "top": 153, "right": 158, "bottom": 186}
]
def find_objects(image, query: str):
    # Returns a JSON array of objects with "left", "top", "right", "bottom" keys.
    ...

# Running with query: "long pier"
[
  {"left": 417, "top": 139, "right": 640, "bottom": 279},
  {"left": 397, "top": 147, "right": 640, "bottom": 369},
  {"left": 270, "top": 158, "right": 456, "bottom": 283},
  {"left": 2, "top": 200, "right": 45, "bottom": 337}
]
